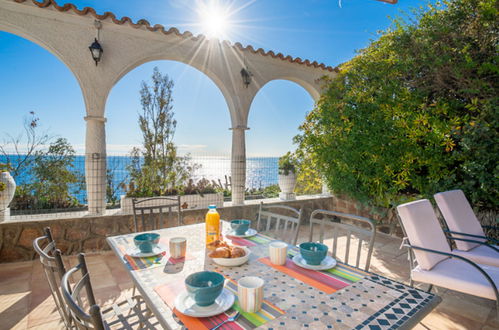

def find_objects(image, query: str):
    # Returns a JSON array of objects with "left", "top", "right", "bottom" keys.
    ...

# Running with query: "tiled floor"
[{"left": 0, "top": 227, "right": 497, "bottom": 329}]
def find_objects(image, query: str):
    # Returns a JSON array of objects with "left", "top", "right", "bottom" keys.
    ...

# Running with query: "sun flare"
[{"left": 198, "top": 2, "right": 231, "bottom": 39}]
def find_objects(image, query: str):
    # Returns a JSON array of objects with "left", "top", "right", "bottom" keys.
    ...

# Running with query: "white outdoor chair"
[
  {"left": 309, "top": 210, "right": 376, "bottom": 271},
  {"left": 256, "top": 202, "right": 302, "bottom": 245},
  {"left": 397, "top": 199, "right": 499, "bottom": 309},
  {"left": 434, "top": 189, "right": 499, "bottom": 267}
]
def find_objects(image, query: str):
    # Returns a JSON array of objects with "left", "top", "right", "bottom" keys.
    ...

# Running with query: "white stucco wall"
[{"left": 0, "top": 0, "right": 338, "bottom": 211}]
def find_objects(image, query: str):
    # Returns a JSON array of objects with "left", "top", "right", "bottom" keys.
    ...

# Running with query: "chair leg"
[{"left": 427, "top": 284, "right": 433, "bottom": 293}]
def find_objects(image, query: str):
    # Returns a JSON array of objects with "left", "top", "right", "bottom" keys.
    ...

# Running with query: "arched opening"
[
  {"left": 245, "top": 79, "right": 316, "bottom": 198},
  {"left": 0, "top": 31, "right": 87, "bottom": 216},
  {"left": 105, "top": 60, "right": 232, "bottom": 207}
]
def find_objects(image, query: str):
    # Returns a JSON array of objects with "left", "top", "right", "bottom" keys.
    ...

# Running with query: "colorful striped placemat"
[
  {"left": 154, "top": 275, "right": 285, "bottom": 329},
  {"left": 116, "top": 238, "right": 193, "bottom": 271},
  {"left": 226, "top": 232, "right": 275, "bottom": 247},
  {"left": 259, "top": 248, "right": 368, "bottom": 294}
]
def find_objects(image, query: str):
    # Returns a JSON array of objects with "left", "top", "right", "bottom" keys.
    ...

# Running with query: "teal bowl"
[
  {"left": 230, "top": 219, "right": 251, "bottom": 235},
  {"left": 185, "top": 271, "right": 225, "bottom": 306},
  {"left": 299, "top": 242, "right": 328, "bottom": 265},
  {"left": 134, "top": 233, "right": 160, "bottom": 253}
]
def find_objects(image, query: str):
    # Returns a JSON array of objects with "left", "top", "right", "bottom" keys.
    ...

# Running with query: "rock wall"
[{"left": 0, "top": 196, "right": 339, "bottom": 263}]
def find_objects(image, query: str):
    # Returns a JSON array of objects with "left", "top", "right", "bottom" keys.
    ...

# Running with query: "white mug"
[
  {"left": 237, "top": 276, "right": 264, "bottom": 313},
  {"left": 169, "top": 237, "right": 186, "bottom": 258},
  {"left": 269, "top": 241, "right": 288, "bottom": 266}
]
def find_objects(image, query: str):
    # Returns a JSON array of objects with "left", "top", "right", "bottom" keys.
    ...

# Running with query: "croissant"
[
  {"left": 209, "top": 247, "right": 231, "bottom": 258},
  {"left": 207, "top": 240, "right": 229, "bottom": 251},
  {"left": 230, "top": 247, "right": 246, "bottom": 258}
]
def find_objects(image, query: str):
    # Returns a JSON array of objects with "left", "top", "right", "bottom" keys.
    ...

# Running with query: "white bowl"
[{"left": 211, "top": 247, "right": 250, "bottom": 267}]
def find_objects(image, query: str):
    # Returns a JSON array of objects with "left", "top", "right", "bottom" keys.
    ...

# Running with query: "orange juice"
[{"left": 205, "top": 205, "right": 220, "bottom": 247}]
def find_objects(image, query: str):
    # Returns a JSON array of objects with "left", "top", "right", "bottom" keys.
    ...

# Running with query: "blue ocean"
[{"left": 1, "top": 155, "right": 279, "bottom": 203}]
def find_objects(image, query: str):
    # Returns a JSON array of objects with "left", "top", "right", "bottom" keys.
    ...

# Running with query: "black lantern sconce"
[
  {"left": 89, "top": 20, "right": 103, "bottom": 66},
  {"left": 240, "top": 67, "right": 252, "bottom": 88}
]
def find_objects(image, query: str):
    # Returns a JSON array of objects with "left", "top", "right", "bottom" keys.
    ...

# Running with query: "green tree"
[
  {"left": 296, "top": 0, "right": 498, "bottom": 210},
  {"left": 12, "top": 138, "right": 84, "bottom": 210},
  {"left": 127, "top": 67, "right": 197, "bottom": 197}
]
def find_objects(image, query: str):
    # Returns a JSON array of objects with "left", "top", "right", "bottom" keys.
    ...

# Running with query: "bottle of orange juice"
[{"left": 205, "top": 205, "right": 220, "bottom": 247}]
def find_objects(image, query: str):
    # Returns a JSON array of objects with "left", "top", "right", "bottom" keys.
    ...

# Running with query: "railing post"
[
  {"left": 230, "top": 126, "right": 248, "bottom": 205},
  {"left": 84, "top": 116, "right": 107, "bottom": 215}
]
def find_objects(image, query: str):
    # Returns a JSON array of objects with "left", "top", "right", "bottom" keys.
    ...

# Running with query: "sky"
[{"left": 0, "top": 0, "right": 433, "bottom": 156}]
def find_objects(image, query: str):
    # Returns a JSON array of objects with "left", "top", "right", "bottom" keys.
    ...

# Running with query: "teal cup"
[
  {"left": 185, "top": 271, "right": 225, "bottom": 306},
  {"left": 299, "top": 242, "right": 328, "bottom": 265},
  {"left": 230, "top": 219, "right": 251, "bottom": 235},
  {"left": 134, "top": 233, "right": 160, "bottom": 253}
]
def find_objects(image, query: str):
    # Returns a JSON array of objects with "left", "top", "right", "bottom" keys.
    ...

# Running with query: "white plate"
[
  {"left": 211, "top": 247, "right": 251, "bottom": 267},
  {"left": 292, "top": 254, "right": 337, "bottom": 270},
  {"left": 174, "top": 288, "right": 235, "bottom": 317},
  {"left": 126, "top": 244, "right": 167, "bottom": 258},
  {"left": 225, "top": 228, "right": 257, "bottom": 238}
]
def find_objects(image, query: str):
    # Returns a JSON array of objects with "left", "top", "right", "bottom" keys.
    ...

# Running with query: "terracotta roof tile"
[{"left": 14, "top": 0, "right": 338, "bottom": 73}]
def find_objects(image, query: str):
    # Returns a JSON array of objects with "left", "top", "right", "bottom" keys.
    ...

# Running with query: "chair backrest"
[
  {"left": 397, "top": 199, "right": 451, "bottom": 271},
  {"left": 256, "top": 203, "right": 302, "bottom": 245},
  {"left": 32, "top": 227, "right": 73, "bottom": 328},
  {"left": 434, "top": 189, "right": 485, "bottom": 251},
  {"left": 309, "top": 210, "right": 376, "bottom": 271},
  {"left": 132, "top": 196, "right": 182, "bottom": 232},
  {"left": 61, "top": 253, "right": 105, "bottom": 330}
]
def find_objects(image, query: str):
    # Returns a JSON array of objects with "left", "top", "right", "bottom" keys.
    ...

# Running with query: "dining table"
[{"left": 106, "top": 221, "right": 441, "bottom": 329}]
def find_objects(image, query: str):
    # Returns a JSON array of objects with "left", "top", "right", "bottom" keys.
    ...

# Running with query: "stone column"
[
  {"left": 84, "top": 116, "right": 107, "bottom": 215},
  {"left": 230, "top": 126, "right": 248, "bottom": 205}
]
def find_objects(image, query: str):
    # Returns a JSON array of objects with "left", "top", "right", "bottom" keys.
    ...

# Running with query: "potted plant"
[
  {"left": 0, "top": 163, "right": 16, "bottom": 221},
  {"left": 278, "top": 152, "right": 297, "bottom": 200}
]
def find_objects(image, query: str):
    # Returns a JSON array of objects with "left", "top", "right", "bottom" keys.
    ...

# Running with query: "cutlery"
[{"left": 210, "top": 311, "right": 241, "bottom": 330}]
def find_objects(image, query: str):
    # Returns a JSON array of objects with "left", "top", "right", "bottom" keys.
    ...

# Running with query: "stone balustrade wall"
[{"left": 1, "top": 196, "right": 346, "bottom": 263}]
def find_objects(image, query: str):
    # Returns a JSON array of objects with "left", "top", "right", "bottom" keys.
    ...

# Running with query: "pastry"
[
  {"left": 207, "top": 239, "right": 229, "bottom": 250},
  {"left": 208, "top": 247, "right": 231, "bottom": 258},
  {"left": 230, "top": 247, "right": 246, "bottom": 258}
]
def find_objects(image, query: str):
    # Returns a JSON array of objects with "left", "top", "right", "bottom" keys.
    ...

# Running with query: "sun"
[{"left": 198, "top": 1, "right": 231, "bottom": 39}]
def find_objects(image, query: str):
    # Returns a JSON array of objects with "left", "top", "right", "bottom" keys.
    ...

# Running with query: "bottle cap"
[{"left": 208, "top": 205, "right": 216, "bottom": 209}]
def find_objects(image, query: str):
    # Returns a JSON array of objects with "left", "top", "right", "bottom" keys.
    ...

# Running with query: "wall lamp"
[
  {"left": 89, "top": 20, "right": 103, "bottom": 66},
  {"left": 240, "top": 67, "right": 252, "bottom": 88}
]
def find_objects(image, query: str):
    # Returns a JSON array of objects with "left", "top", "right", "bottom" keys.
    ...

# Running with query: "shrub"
[
  {"left": 296, "top": 0, "right": 498, "bottom": 210},
  {"left": 278, "top": 152, "right": 297, "bottom": 175}
]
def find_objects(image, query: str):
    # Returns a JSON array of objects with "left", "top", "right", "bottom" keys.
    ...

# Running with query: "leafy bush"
[
  {"left": 278, "top": 152, "right": 297, "bottom": 175},
  {"left": 10, "top": 138, "right": 84, "bottom": 210},
  {"left": 296, "top": 0, "right": 498, "bottom": 209}
]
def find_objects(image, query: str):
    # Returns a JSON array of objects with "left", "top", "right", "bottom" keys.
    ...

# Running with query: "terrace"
[
  {"left": 1, "top": 0, "right": 498, "bottom": 329},
  {"left": 1, "top": 224, "right": 497, "bottom": 329}
]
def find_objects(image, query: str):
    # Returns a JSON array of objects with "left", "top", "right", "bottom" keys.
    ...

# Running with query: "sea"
[{"left": 1, "top": 155, "right": 279, "bottom": 203}]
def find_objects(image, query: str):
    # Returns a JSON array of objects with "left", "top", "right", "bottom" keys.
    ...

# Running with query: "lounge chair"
[
  {"left": 434, "top": 189, "right": 499, "bottom": 267},
  {"left": 397, "top": 199, "right": 499, "bottom": 307}
]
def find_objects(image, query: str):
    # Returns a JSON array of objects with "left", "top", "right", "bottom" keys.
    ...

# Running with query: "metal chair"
[
  {"left": 33, "top": 227, "right": 73, "bottom": 328},
  {"left": 132, "top": 196, "right": 182, "bottom": 232},
  {"left": 434, "top": 189, "right": 499, "bottom": 267},
  {"left": 61, "top": 253, "right": 156, "bottom": 330},
  {"left": 397, "top": 199, "right": 498, "bottom": 310},
  {"left": 308, "top": 210, "right": 376, "bottom": 271},
  {"left": 256, "top": 202, "right": 302, "bottom": 245}
]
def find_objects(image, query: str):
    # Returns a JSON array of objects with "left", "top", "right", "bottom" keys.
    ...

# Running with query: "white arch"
[
  {"left": 109, "top": 54, "right": 236, "bottom": 125},
  {"left": 0, "top": 24, "right": 87, "bottom": 108}
]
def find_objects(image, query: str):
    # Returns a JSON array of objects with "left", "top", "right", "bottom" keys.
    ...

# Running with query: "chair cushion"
[
  {"left": 411, "top": 258, "right": 499, "bottom": 301},
  {"left": 453, "top": 245, "right": 499, "bottom": 268},
  {"left": 434, "top": 189, "right": 485, "bottom": 251},
  {"left": 397, "top": 199, "right": 451, "bottom": 270}
]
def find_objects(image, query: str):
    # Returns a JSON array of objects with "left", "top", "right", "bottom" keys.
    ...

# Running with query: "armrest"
[
  {"left": 445, "top": 235, "right": 499, "bottom": 253},
  {"left": 401, "top": 241, "right": 499, "bottom": 301},
  {"left": 444, "top": 229, "right": 499, "bottom": 245}
]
